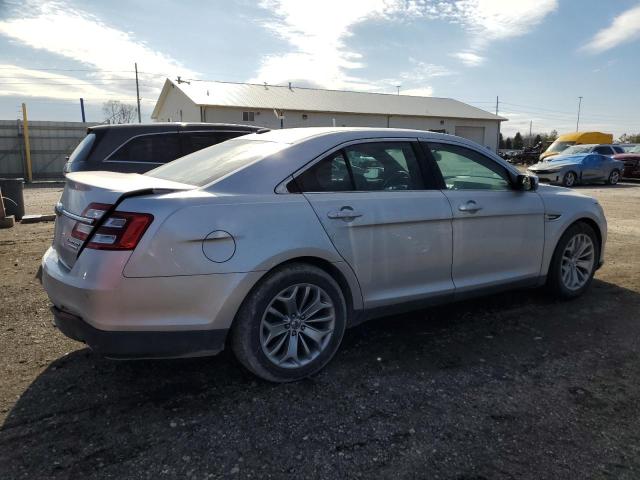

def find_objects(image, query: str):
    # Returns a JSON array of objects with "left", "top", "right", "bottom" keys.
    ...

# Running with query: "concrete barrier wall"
[{"left": 0, "top": 120, "right": 98, "bottom": 179}]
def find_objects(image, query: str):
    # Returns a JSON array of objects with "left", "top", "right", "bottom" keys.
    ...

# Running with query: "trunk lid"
[{"left": 53, "top": 171, "right": 193, "bottom": 269}]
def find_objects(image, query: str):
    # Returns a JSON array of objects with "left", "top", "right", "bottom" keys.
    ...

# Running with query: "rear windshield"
[
  {"left": 68, "top": 133, "right": 96, "bottom": 164},
  {"left": 561, "top": 145, "right": 594, "bottom": 155},
  {"left": 146, "top": 138, "right": 287, "bottom": 187}
]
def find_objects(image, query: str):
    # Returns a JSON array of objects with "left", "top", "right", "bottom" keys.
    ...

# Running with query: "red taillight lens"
[{"left": 71, "top": 203, "right": 153, "bottom": 251}]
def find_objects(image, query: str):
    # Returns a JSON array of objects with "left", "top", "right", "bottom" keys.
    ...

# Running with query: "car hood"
[{"left": 529, "top": 155, "right": 585, "bottom": 170}]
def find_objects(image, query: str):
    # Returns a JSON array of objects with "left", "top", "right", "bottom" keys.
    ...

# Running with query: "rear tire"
[
  {"left": 231, "top": 263, "right": 347, "bottom": 382},
  {"left": 547, "top": 222, "right": 599, "bottom": 299},
  {"left": 606, "top": 169, "right": 620, "bottom": 185},
  {"left": 562, "top": 171, "right": 577, "bottom": 187}
]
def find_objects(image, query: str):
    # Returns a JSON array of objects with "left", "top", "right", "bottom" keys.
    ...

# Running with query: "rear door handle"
[
  {"left": 327, "top": 206, "right": 363, "bottom": 221},
  {"left": 458, "top": 200, "right": 483, "bottom": 213}
]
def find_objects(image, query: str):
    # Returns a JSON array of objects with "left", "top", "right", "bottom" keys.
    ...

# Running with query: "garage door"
[{"left": 455, "top": 126, "right": 485, "bottom": 146}]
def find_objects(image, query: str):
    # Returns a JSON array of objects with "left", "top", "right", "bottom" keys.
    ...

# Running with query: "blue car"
[{"left": 527, "top": 144, "right": 625, "bottom": 187}]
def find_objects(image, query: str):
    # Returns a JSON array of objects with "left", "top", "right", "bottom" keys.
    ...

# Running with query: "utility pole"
[
  {"left": 135, "top": 63, "right": 142, "bottom": 123},
  {"left": 576, "top": 96, "right": 582, "bottom": 131},
  {"left": 80, "top": 98, "right": 86, "bottom": 122},
  {"left": 396, "top": 85, "right": 400, "bottom": 95},
  {"left": 21, "top": 103, "right": 32, "bottom": 183},
  {"left": 495, "top": 96, "right": 500, "bottom": 152}
]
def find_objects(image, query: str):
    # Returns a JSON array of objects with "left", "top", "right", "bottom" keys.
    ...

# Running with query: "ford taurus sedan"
[
  {"left": 42, "top": 128, "right": 607, "bottom": 382},
  {"left": 527, "top": 144, "right": 624, "bottom": 187}
]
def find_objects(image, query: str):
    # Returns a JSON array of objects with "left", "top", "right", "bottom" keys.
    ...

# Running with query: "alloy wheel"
[
  {"left": 564, "top": 172, "right": 576, "bottom": 187},
  {"left": 259, "top": 284, "right": 336, "bottom": 369},
  {"left": 609, "top": 170, "right": 619, "bottom": 185},
  {"left": 560, "top": 233, "right": 595, "bottom": 291}
]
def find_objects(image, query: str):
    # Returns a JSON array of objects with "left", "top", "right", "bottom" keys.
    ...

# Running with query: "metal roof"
[{"left": 152, "top": 79, "right": 506, "bottom": 122}]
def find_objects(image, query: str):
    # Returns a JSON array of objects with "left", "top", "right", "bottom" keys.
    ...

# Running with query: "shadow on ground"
[{"left": 2, "top": 279, "right": 640, "bottom": 479}]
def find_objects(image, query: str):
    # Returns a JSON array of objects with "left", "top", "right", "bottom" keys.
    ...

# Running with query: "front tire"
[
  {"left": 562, "top": 171, "right": 577, "bottom": 187},
  {"left": 547, "top": 222, "right": 599, "bottom": 299},
  {"left": 607, "top": 169, "right": 620, "bottom": 185},
  {"left": 231, "top": 263, "right": 347, "bottom": 382}
]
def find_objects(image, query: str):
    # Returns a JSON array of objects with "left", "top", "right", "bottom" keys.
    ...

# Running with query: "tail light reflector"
[{"left": 71, "top": 203, "right": 153, "bottom": 250}]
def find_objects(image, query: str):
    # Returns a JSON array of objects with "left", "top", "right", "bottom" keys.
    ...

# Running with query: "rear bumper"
[{"left": 52, "top": 306, "right": 227, "bottom": 359}]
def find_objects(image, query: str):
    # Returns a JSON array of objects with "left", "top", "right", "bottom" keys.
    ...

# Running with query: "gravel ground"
[{"left": 1, "top": 183, "right": 640, "bottom": 479}]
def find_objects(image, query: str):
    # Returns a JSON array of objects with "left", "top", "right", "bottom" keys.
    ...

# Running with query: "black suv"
[{"left": 64, "top": 123, "right": 265, "bottom": 174}]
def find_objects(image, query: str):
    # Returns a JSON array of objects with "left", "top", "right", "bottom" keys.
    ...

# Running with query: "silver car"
[
  {"left": 527, "top": 144, "right": 625, "bottom": 187},
  {"left": 42, "top": 128, "right": 607, "bottom": 382}
]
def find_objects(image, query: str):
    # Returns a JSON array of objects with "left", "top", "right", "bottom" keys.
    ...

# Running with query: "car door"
[
  {"left": 424, "top": 141, "right": 545, "bottom": 294},
  {"left": 296, "top": 139, "right": 454, "bottom": 309},
  {"left": 582, "top": 154, "right": 606, "bottom": 181},
  {"left": 103, "top": 132, "right": 182, "bottom": 173}
]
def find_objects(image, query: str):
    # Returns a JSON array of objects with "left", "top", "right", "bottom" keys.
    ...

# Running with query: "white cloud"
[
  {"left": 0, "top": 1, "right": 197, "bottom": 102},
  {"left": 402, "top": 0, "right": 559, "bottom": 66},
  {"left": 451, "top": 51, "right": 485, "bottom": 66},
  {"left": 583, "top": 4, "right": 640, "bottom": 53}
]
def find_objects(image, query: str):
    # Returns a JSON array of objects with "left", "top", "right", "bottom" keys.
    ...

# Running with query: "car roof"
[
  {"left": 88, "top": 122, "right": 264, "bottom": 133},
  {"left": 246, "top": 126, "right": 467, "bottom": 145}
]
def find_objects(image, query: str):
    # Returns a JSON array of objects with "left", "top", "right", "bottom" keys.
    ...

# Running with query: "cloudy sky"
[{"left": 0, "top": 0, "right": 639, "bottom": 137}]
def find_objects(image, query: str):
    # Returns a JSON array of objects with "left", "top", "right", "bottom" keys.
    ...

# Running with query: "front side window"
[
  {"left": 108, "top": 133, "right": 181, "bottom": 164},
  {"left": 296, "top": 141, "right": 426, "bottom": 193},
  {"left": 428, "top": 143, "right": 511, "bottom": 191}
]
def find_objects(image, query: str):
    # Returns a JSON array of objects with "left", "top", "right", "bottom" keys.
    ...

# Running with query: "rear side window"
[
  {"left": 612, "top": 146, "right": 625, "bottom": 154},
  {"left": 296, "top": 141, "right": 425, "bottom": 192},
  {"left": 296, "top": 152, "right": 353, "bottom": 192},
  {"left": 180, "top": 131, "right": 244, "bottom": 156},
  {"left": 108, "top": 133, "right": 181, "bottom": 164},
  {"left": 594, "top": 146, "right": 613, "bottom": 155},
  {"left": 68, "top": 133, "right": 96, "bottom": 165}
]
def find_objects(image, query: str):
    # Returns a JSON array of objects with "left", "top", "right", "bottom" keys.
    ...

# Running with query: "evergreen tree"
[
  {"left": 499, "top": 133, "right": 505, "bottom": 149},
  {"left": 513, "top": 132, "right": 524, "bottom": 149},
  {"left": 505, "top": 137, "right": 513, "bottom": 149}
]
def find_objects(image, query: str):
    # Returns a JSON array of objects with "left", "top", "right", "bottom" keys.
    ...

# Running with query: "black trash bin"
[{"left": 0, "top": 178, "right": 25, "bottom": 221}]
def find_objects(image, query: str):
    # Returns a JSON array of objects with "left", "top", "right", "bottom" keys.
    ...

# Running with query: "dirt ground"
[{"left": 1, "top": 182, "right": 640, "bottom": 479}]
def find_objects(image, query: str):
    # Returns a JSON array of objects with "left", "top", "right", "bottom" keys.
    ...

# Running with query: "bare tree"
[{"left": 102, "top": 100, "right": 137, "bottom": 124}]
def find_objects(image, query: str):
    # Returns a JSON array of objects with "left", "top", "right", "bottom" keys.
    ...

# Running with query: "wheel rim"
[
  {"left": 561, "top": 233, "right": 595, "bottom": 291},
  {"left": 610, "top": 171, "right": 619, "bottom": 184},
  {"left": 260, "top": 284, "right": 336, "bottom": 369},
  {"left": 565, "top": 173, "right": 575, "bottom": 187}
]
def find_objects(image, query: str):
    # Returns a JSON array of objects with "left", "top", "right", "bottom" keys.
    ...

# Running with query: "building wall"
[
  {"left": 154, "top": 83, "right": 201, "bottom": 123},
  {"left": 155, "top": 95, "right": 501, "bottom": 151}
]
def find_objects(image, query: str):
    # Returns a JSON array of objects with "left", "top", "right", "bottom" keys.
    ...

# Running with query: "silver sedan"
[{"left": 42, "top": 128, "right": 607, "bottom": 382}]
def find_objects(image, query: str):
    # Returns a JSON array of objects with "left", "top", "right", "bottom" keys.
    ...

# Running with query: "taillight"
[{"left": 71, "top": 203, "right": 153, "bottom": 250}]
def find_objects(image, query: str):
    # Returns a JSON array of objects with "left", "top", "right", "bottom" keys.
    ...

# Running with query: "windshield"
[
  {"left": 622, "top": 144, "right": 640, "bottom": 153},
  {"left": 558, "top": 144, "right": 594, "bottom": 155},
  {"left": 546, "top": 140, "right": 575, "bottom": 153},
  {"left": 146, "top": 138, "right": 287, "bottom": 187},
  {"left": 68, "top": 133, "right": 96, "bottom": 164}
]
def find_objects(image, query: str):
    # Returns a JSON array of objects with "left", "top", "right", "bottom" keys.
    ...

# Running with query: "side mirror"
[{"left": 516, "top": 174, "right": 538, "bottom": 191}]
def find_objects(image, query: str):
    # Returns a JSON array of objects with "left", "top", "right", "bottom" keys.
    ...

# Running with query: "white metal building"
[{"left": 152, "top": 79, "right": 506, "bottom": 150}]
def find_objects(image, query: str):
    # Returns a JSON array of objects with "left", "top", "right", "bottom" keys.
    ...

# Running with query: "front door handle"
[
  {"left": 327, "top": 206, "right": 363, "bottom": 221},
  {"left": 458, "top": 200, "right": 483, "bottom": 213}
]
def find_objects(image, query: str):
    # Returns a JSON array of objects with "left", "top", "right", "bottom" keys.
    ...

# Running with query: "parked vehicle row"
[
  {"left": 43, "top": 127, "right": 607, "bottom": 382},
  {"left": 539, "top": 131, "right": 613, "bottom": 161}
]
